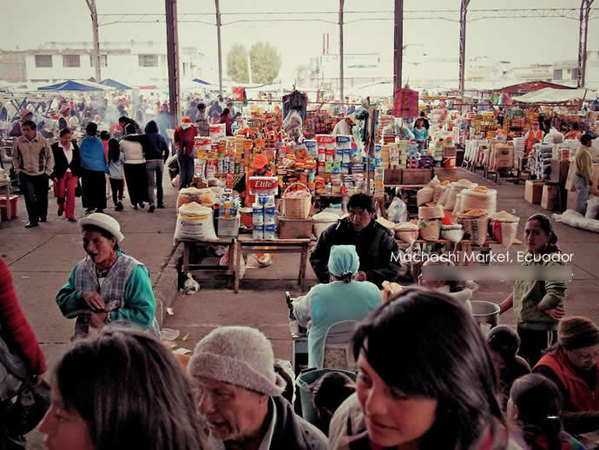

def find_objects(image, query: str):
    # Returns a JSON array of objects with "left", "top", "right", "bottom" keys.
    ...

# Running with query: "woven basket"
[
  {"left": 458, "top": 214, "right": 489, "bottom": 246},
  {"left": 418, "top": 218, "right": 441, "bottom": 241},
  {"left": 283, "top": 182, "right": 312, "bottom": 219}
]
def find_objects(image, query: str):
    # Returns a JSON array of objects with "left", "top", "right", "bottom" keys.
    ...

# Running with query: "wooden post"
[
  {"left": 165, "top": 0, "right": 180, "bottom": 128},
  {"left": 339, "top": 0, "right": 345, "bottom": 104},
  {"left": 215, "top": 0, "right": 223, "bottom": 97},
  {"left": 85, "top": 0, "right": 102, "bottom": 82}
]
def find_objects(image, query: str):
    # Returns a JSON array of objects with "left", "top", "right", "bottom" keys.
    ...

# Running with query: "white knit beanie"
[{"left": 187, "top": 326, "right": 286, "bottom": 396}]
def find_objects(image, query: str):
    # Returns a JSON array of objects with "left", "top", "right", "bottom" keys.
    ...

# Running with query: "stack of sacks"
[
  {"left": 442, "top": 179, "right": 478, "bottom": 211},
  {"left": 490, "top": 210, "right": 520, "bottom": 249},
  {"left": 395, "top": 221, "right": 420, "bottom": 245},
  {"left": 417, "top": 176, "right": 440, "bottom": 206},
  {"left": 457, "top": 208, "right": 489, "bottom": 246},
  {"left": 434, "top": 179, "right": 452, "bottom": 203},
  {"left": 418, "top": 204, "right": 444, "bottom": 241},
  {"left": 455, "top": 185, "right": 497, "bottom": 216}
]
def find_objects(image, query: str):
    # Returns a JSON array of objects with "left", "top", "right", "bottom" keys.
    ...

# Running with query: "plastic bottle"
[{"left": 326, "top": 182, "right": 332, "bottom": 195}]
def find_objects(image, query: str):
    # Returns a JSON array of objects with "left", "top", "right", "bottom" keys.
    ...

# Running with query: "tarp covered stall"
[
  {"left": 98, "top": 79, "right": 132, "bottom": 90},
  {"left": 513, "top": 88, "right": 595, "bottom": 104},
  {"left": 37, "top": 80, "right": 114, "bottom": 92}
]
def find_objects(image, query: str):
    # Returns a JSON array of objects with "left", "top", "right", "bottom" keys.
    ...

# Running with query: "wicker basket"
[
  {"left": 283, "top": 182, "right": 312, "bottom": 219},
  {"left": 458, "top": 214, "right": 489, "bottom": 246}
]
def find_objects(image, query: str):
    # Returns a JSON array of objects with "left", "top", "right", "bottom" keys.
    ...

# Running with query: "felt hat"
[
  {"left": 558, "top": 317, "right": 599, "bottom": 350},
  {"left": 181, "top": 116, "right": 192, "bottom": 124},
  {"left": 20, "top": 109, "right": 33, "bottom": 119},
  {"left": 187, "top": 326, "right": 286, "bottom": 396},
  {"left": 79, "top": 213, "right": 124, "bottom": 242}
]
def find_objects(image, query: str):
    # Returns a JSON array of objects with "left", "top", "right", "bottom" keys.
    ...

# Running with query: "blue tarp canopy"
[
  {"left": 98, "top": 78, "right": 131, "bottom": 90},
  {"left": 192, "top": 78, "right": 212, "bottom": 85},
  {"left": 37, "top": 80, "right": 113, "bottom": 92}
]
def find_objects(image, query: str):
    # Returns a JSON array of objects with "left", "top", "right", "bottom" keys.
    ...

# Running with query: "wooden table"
[
  {"left": 177, "top": 238, "right": 238, "bottom": 287},
  {"left": 234, "top": 237, "right": 312, "bottom": 293}
]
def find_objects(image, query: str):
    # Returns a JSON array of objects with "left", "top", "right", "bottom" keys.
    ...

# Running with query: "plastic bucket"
[
  {"left": 470, "top": 301, "right": 500, "bottom": 330},
  {"left": 295, "top": 368, "right": 356, "bottom": 425}
]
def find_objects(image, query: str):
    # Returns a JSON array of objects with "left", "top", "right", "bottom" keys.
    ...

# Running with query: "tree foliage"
[
  {"left": 226, "top": 42, "right": 281, "bottom": 84},
  {"left": 226, "top": 44, "right": 249, "bottom": 83},
  {"left": 249, "top": 42, "right": 281, "bottom": 84}
]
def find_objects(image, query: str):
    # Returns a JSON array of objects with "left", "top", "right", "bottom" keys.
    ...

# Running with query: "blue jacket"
[{"left": 79, "top": 136, "right": 108, "bottom": 172}]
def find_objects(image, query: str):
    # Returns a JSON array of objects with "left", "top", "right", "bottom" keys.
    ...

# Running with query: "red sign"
[
  {"left": 393, "top": 88, "right": 419, "bottom": 119},
  {"left": 248, "top": 176, "right": 278, "bottom": 196}
]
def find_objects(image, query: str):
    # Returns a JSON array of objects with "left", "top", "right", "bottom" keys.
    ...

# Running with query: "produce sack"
[
  {"left": 441, "top": 224, "right": 464, "bottom": 244},
  {"left": 444, "top": 179, "right": 478, "bottom": 211},
  {"left": 490, "top": 211, "right": 519, "bottom": 249},
  {"left": 174, "top": 202, "right": 217, "bottom": 242},
  {"left": 434, "top": 180, "right": 450, "bottom": 203},
  {"left": 312, "top": 211, "right": 339, "bottom": 238},
  {"left": 418, "top": 204, "right": 444, "bottom": 220},
  {"left": 458, "top": 209, "right": 489, "bottom": 246},
  {"left": 387, "top": 197, "right": 408, "bottom": 223},
  {"left": 395, "top": 221, "right": 419, "bottom": 245},
  {"left": 177, "top": 187, "right": 216, "bottom": 210},
  {"left": 417, "top": 187, "right": 434, "bottom": 206},
  {"left": 418, "top": 218, "right": 442, "bottom": 241},
  {"left": 456, "top": 186, "right": 497, "bottom": 216},
  {"left": 376, "top": 217, "right": 397, "bottom": 232}
]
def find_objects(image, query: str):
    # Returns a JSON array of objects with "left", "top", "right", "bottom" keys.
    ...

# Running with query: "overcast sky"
[{"left": 1, "top": 0, "right": 597, "bottom": 86}]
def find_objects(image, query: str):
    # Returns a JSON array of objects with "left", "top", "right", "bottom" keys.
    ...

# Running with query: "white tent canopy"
[{"left": 513, "top": 88, "right": 596, "bottom": 104}]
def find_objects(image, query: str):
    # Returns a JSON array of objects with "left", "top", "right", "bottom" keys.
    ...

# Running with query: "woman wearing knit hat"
[
  {"left": 55, "top": 213, "right": 159, "bottom": 339},
  {"left": 500, "top": 214, "right": 568, "bottom": 367},
  {"left": 292, "top": 245, "right": 381, "bottom": 368},
  {"left": 534, "top": 316, "right": 599, "bottom": 435},
  {"left": 187, "top": 326, "right": 327, "bottom": 449}
]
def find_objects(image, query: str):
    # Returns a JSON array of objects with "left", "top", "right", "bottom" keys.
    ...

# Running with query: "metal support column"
[
  {"left": 339, "top": 0, "right": 345, "bottom": 103},
  {"left": 577, "top": 0, "right": 594, "bottom": 88},
  {"left": 165, "top": 0, "right": 180, "bottom": 128},
  {"left": 393, "top": 0, "right": 403, "bottom": 94},
  {"left": 216, "top": 0, "right": 223, "bottom": 97},
  {"left": 85, "top": 0, "right": 102, "bottom": 82},
  {"left": 458, "top": 0, "right": 471, "bottom": 100}
]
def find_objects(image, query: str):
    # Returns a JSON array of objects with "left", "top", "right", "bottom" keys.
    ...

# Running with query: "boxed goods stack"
[
  {"left": 528, "top": 144, "right": 553, "bottom": 181},
  {"left": 397, "top": 140, "right": 408, "bottom": 168}
]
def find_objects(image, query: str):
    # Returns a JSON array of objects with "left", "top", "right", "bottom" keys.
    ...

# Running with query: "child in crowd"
[{"left": 107, "top": 138, "right": 124, "bottom": 211}]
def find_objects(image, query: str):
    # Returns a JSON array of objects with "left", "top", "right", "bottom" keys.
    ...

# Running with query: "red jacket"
[
  {"left": 173, "top": 125, "right": 198, "bottom": 157},
  {"left": 535, "top": 349, "right": 599, "bottom": 412},
  {"left": 0, "top": 258, "right": 46, "bottom": 377}
]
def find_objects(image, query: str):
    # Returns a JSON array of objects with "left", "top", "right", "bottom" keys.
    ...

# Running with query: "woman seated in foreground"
[
  {"left": 328, "top": 288, "right": 519, "bottom": 449},
  {"left": 39, "top": 327, "right": 206, "bottom": 450}
]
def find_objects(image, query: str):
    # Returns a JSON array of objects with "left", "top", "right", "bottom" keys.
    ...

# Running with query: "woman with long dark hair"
[
  {"left": 39, "top": 327, "right": 206, "bottom": 450},
  {"left": 500, "top": 214, "right": 568, "bottom": 366},
  {"left": 79, "top": 122, "right": 108, "bottom": 214},
  {"left": 328, "top": 288, "right": 512, "bottom": 449},
  {"left": 507, "top": 374, "right": 584, "bottom": 450}
]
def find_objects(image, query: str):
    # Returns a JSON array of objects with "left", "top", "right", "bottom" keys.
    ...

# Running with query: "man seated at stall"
[
  {"left": 310, "top": 193, "right": 400, "bottom": 288},
  {"left": 233, "top": 153, "right": 273, "bottom": 207},
  {"left": 534, "top": 316, "right": 599, "bottom": 435},
  {"left": 293, "top": 245, "right": 381, "bottom": 369},
  {"left": 188, "top": 326, "right": 328, "bottom": 450}
]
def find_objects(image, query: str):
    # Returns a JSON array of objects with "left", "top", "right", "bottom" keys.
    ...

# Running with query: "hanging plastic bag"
[{"left": 387, "top": 197, "right": 408, "bottom": 223}]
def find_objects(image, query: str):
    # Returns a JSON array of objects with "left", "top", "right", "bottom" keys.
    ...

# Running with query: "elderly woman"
[
  {"left": 534, "top": 316, "right": 599, "bottom": 435},
  {"left": 292, "top": 245, "right": 381, "bottom": 368},
  {"left": 56, "top": 213, "right": 159, "bottom": 339},
  {"left": 328, "top": 288, "right": 513, "bottom": 449},
  {"left": 79, "top": 122, "right": 108, "bottom": 214},
  {"left": 39, "top": 328, "right": 206, "bottom": 450}
]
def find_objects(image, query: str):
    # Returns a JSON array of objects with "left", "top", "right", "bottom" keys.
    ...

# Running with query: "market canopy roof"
[
  {"left": 501, "top": 81, "right": 574, "bottom": 95},
  {"left": 513, "top": 88, "right": 595, "bottom": 104},
  {"left": 98, "top": 78, "right": 131, "bottom": 90},
  {"left": 37, "top": 80, "right": 114, "bottom": 92},
  {"left": 192, "top": 78, "right": 212, "bottom": 85}
]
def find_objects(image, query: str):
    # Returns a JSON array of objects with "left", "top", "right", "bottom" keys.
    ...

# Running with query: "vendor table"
[
  {"left": 234, "top": 236, "right": 312, "bottom": 293},
  {"left": 177, "top": 238, "right": 238, "bottom": 287}
]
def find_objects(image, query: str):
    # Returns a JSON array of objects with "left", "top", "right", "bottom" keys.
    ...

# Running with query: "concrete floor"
[{"left": 1, "top": 167, "right": 598, "bottom": 448}]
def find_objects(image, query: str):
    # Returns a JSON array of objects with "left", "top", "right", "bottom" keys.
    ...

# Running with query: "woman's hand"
[
  {"left": 90, "top": 312, "right": 108, "bottom": 329},
  {"left": 82, "top": 291, "right": 105, "bottom": 311},
  {"left": 542, "top": 307, "right": 566, "bottom": 320},
  {"left": 381, "top": 281, "right": 404, "bottom": 303},
  {"left": 354, "top": 271, "right": 367, "bottom": 282}
]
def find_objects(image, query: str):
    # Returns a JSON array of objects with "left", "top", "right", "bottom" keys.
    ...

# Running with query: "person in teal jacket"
[
  {"left": 56, "top": 213, "right": 159, "bottom": 339},
  {"left": 293, "top": 245, "right": 381, "bottom": 368}
]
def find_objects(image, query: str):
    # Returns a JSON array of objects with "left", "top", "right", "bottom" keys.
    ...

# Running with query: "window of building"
[
  {"left": 139, "top": 54, "right": 159, "bottom": 67},
  {"left": 89, "top": 54, "right": 108, "bottom": 67},
  {"left": 63, "top": 54, "right": 80, "bottom": 68},
  {"left": 553, "top": 69, "right": 562, "bottom": 81},
  {"left": 571, "top": 68, "right": 579, "bottom": 81},
  {"left": 34, "top": 55, "right": 52, "bottom": 68}
]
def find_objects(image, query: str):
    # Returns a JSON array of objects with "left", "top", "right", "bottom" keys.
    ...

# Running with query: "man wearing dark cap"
[{"left": 534, "top": 316, "right": 599, "bottom": 434}]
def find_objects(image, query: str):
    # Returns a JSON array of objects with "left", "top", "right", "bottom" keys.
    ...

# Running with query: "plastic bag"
[
  {"left": 387, "top": 197, "right": 408, "bottom": 223},
  {"left": 586, "top": 196, "right": 599, "bottom": 220}
]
